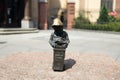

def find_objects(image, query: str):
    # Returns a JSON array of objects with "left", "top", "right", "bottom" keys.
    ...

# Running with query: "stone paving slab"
[{"left": 0, "top": 52, "right": 120, "bottom": 80}]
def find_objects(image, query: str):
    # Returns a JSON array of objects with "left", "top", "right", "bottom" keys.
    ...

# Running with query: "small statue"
[
  {"left": 49, "top": 18, "right": 70, "bottom": 71},
  {"left": 49, "top": 18, "right": 70, "bottom": 49}
]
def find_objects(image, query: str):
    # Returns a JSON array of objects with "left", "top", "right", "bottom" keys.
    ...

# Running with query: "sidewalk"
[
  {"left": 0, "top": 29, "right": 120, "bottom": 80},
  {"left": 0, "top": 52, "right": 120, "bottom": 80},
  {"left": 0, "top": 29, "right": 120, "bottom": 61}
]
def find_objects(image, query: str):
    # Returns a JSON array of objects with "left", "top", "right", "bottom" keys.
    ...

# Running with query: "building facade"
[
  {"left": 116, "top": 0, "right": 120, "bottom": 16},
  {"left": 0, "top": 0, "right": 119, "bottom": 29}
]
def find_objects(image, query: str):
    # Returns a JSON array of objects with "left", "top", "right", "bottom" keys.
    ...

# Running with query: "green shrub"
[
  {"left": 108, "top": 16, "right": 116, "bottom": 22},
  {"left": 74, "top": 22, "right": 120, "bottom": 31},
  {"left": 74, "top": 12, "right": 90, "bottom": 24},
  {"left": 97, "top": 5, "right": 109, "bottom": 23},
  {"left": 74, "top": 12, "right": 91, "bottom": 28},
  {"left": 74, "top": 8, "right": 120, "bottom": 32},
  {"left": 116, "top": 17, "right": 120, "bottom": 22}
]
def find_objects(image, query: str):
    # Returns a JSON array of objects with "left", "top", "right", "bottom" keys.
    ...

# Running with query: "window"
[{"left": 101, "top": 0, "right": 113, "bottom": 11}]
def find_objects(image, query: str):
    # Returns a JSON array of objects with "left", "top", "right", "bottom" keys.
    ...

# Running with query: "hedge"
[{"left": 74, "top": 22, "right": 120, "bottom": 31}]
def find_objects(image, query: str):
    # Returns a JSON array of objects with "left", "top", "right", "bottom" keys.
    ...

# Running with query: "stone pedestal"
[
  {"left": 38, "top": 0, "right": 48, "bottom": 30},
  {"left": 67, "top": 0, "right": 75, "bottom": 29},
  {"left": 53, "top": 48, "right": 65, "bottom": 71},
  {"left": 21, "top": 20, "right": 33, "bottom": 29}
]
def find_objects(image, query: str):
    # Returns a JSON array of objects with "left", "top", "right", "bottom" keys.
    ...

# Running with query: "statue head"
[{"left": 52, "top": 18, "right": 63, "bottom": 31}]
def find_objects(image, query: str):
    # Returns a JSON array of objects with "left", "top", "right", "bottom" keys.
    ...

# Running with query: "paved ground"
[
  {"left": 0, "top": 29, "right": 120, "bottom": 62},
  {"left": 0, "top": 52, "right": 120, "bottom": 80},
  {"left": 0, "top": 29, "right": 120, "bottom": 80}
]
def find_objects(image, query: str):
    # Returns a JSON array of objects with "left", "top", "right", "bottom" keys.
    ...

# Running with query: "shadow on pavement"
[{"left": 64, "top": 58, "right": 76, "bottom": 70}]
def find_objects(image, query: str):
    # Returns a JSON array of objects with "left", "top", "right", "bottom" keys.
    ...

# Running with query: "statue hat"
[{"left": 52, "top": 18, "right": 63, "bottom": 26}]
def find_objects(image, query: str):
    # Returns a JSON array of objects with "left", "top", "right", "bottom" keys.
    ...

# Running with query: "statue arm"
[
  {"left": 57, "top": 32, "right": 70, "bottom": 48},
  {"left": 61, "top": 32, "right": 70, "bottom": 44},
  {"left": 63, "top": 35, "right": 70, "bottom": 48},
  {"left": 49, "top": 33, "right": 55, "bottom": 48}
]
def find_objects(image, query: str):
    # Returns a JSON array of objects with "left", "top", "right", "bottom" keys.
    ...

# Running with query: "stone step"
[{"left": 0, "top": 28, "right": 39, "bottom": 35}]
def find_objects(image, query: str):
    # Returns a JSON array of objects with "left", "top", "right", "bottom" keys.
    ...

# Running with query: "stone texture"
[{"left": 0, "top": 52, "right": 120, "bottom": 80}]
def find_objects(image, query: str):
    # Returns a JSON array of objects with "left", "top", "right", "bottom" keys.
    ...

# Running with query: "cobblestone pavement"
[{"left": 0, "top": 52, "right": 120, "bottom": 80}]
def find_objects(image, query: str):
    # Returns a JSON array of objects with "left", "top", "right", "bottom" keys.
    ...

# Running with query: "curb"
[{"left": 0, "top": 28, "right": 39, "bottom": 35}]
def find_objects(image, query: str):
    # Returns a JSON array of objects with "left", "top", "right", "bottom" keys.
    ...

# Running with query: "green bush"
[
  {"left": 108, "top": 16, "right": 116, "bottom": 22},
  {"left": 74, "top": 12, "right": 91, "bottom": 29},
  {"left": 74, "top": 22, "right": 120, "bottom": 31},
  {"left": 97, "top": 5, "right": 109, "bottom": 23},
  {"left": 74, "top": 12, "right": 90, "bottom": 25},
  {"left": 116, "top": 17, "right": 120, "bottom": 22},
  {"left": 74, "top": 8, "right": 120, "bottom": 32}
]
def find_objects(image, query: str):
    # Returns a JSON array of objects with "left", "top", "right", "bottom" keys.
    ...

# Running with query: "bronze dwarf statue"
[
  {"left": 49, "top": 18, "right": 70, "bottom": 71},
  {"left": 49, "top": 18, "right": 70, "bottom": 49}
]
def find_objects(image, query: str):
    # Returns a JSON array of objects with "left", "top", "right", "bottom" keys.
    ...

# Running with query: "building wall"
[
  {"left": 116, "top": 0, "right": 120, "bottom": 11},
  {"left": 47, "top": 0, "right": 67, "bottom": 17},
  {"left": 31, "top": 0, "right": 38, "bottom": 28},
  {"left": 116, "top": 0, "right": 120, "bottom": 16},
  {"left": 80, "top": 0, "right": 86, "bottom": 11},
  {"left": 113, "top": 0, "right": 116, "bottom": 10},
  {"left": 74, "top": 0, "right": 118, "bottom": 22},
  {"left": 48, "top": 0, "right": 60, "bottom": 17},
  {"left": 1, "top": 0, "right": 118, "bottom": 29},
  {"left": 47, "top": 0, "right": 67, "bottom": 28},
  {"left": 34, "top": 0, "right": 119, "bottom": 29},
  {"left": 74, "top": 0, "right": 101, "bottom": 22},
  {"left": 75, "top": 0, "right": 81, "bottom": 17},
  {"left": 59, "top": 0, "right": 67, "bottom": 9},
  {"left": 84, "top": 0, "right": 101, "bottom": 22}
]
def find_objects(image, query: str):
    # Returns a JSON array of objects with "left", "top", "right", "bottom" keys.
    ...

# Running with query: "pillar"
[
  {"left": 116, "top": 0, "right": 120, "bottom": 16},
  {"left": 67, "top": 0, "right": 75, "bottom": 29},
  {"left": 3, "top": 0, "right": 7, "bottom": 25},
  {"left": 21, "top": 0, "right": 33, "bottom": 29},
  {"left": 38, "top": 0, "right": 48, "bottom": 30}
]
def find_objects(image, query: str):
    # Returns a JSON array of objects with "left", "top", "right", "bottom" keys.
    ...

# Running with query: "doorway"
[{"left": 0, "top": 0, "right": 25, "bottom": 28}]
